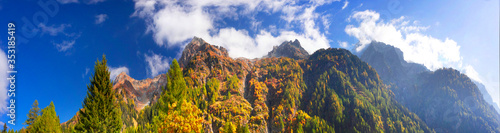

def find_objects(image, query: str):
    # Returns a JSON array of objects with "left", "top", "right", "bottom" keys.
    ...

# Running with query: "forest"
[{"left": 3, "top": 38, "right": 498, "bottom": 133}]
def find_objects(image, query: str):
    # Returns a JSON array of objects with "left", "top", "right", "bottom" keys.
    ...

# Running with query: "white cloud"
[
  {"left": 38, "top": 24, "right": 71, "bottom": 36},
  {"left": 82, "top": 67, "right": 90, "bottom": 78},
  {"left": 341, "top": 0, "right": 348, "bottom": 10},
  {"left": 132, "top": 0, "right": 333, "bottom": 58},
  {"left": 54, "top": 40, "right": 75, "bottom": 52},
  {"left": 57, "top": 0, "right": 106, "bottom": 4},
  {"left": 144, "top": 52, "right": 170, "bottom": 77},
  {"left": 108, "top": 66, "right": 129, "bottom": 81},
  {"left": 321, "top": 14, "right": 331, "bottom": 32},
  {"left": 464, "top": 65, "right": 482, "bottom": 83},
  {"left": 338, "top": 41, "right": 348, "bottom": 48},
  {"left": 86, "top": 0, "right": 105, "bottom": 4},
  {"left": 57, "top": 0, "right": 79, "bottom": 4},
  {"left": 345, "top": 10, "right": 462, "bottom": 71},
  {"left": 95, "top": 14, "right": 108, "bottom": 24},
  {"left": 38, "top": 23, "right": 80, "bottom": 52},
  {"left": 0, "top": 50, "right": 8, "bottom": 114}
]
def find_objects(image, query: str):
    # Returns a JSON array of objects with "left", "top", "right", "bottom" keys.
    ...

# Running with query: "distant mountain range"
[{"left": 62, "top": 37, "right": 500, "bottom": 132}]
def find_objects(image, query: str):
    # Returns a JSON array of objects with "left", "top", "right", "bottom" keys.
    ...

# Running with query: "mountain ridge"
[{"left": 359, "top": 41, "right": 500, "bottom": 132}]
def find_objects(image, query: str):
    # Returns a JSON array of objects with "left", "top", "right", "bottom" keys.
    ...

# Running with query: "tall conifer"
[
  {"left": 24, "top": 100, "right": 40, "bottom": 128},
  {"left": 30, "top": 102, "right": 62, "bottom": 133},
  {"left": 75, "top": 55, "right": 122, "bottom": 132}
]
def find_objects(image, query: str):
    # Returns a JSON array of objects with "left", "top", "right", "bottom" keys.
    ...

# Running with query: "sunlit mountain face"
[{"left": 1, "top": 0, "right": 498, "bottom": 132}]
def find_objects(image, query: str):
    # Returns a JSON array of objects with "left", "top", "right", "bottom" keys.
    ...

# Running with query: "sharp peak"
[
  {"left": 179, "top": 36, "right": 229, "bottom": 67},
  {"left": 189, "top": 36, "right": 207, "bottom": 46},
  {"left": 280, "top": 39, "right": 301, "bottom": 47}
]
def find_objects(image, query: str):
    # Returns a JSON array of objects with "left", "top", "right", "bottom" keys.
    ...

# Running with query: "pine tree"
[
  {"left": 30, "top": 102, "right": 62, "bottom": 133},
  {"left": 75, "top": 55, "right": 122, "bottom": 132},
  {"left": 24, "top": 100, "right": 40, "bottom": 128},
  {"left": 2, "top": 123, "right": 6, "bottom": 133},
  {"left": 156, "top": 59, "right": 188, "bottom": 111}
]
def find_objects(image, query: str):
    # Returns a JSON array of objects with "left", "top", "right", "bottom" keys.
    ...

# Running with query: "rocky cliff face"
[
  {"left": 179, "top": 36, "right": 229, "bottom": 68},
  {"left": 112, "top": 72, "right": 166, "bottom": 111},
  {"left": 266, "top": 39, "right": 309, "bottom": 60}
]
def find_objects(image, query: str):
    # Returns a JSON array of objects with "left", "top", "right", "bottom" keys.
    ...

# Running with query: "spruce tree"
[
  {"left": 30, "top": 102, "right": 62, "bottom": 133},
  {"left": 75, "top": 55, "right": 122, "bottom": 132},
  {"left": 24, "top": 100, "right": 40, "bottom": 128},
  {"left": 2, "top": 123, "right": 6, "bottom": 133},
  {"left": 156, "top": 59, "right": 187, "bottom": 111}
]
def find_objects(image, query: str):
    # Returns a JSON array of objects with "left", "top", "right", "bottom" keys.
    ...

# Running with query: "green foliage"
[
  {"left": 302, "top": 48, "right": 431, "bottom": 133},
  {"left": 23, "top": 100, "right": 40, "bottom": 130},
  {"left": 226, "top": 74, "right": 240, "bottom": 95},
  {"left": 30, "top": 102, "right": 62, "bottom": 133},
  {"left": 156, "top": 59, "right": 188, "bottom": 111},
  {"left": 116, "top": 92, "right": 138, "bottom": 129},
  {"left": 221, "top": 121, "right": 236, "bottom": 133},
  {"left": 152, "top": 59, "right": 204, "bottom": 132},
  {"left": 254, "top": 58, "right": 306, "bottom": 132},
  {"left": 206, "top": 78, "right": 220, "bottom": 104},
  {"left": 236, "top": 124, "right": 250, "bottom": 133},
  {"left": 75, "top": 55, "right": 122, "bottom": 132}
]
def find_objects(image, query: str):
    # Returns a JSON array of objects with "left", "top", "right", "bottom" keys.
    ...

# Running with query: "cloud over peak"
[
  {"left": 345, "top": 10, "right": 462, "bottom": 71},
  {"left": 132, "top": 0, "right": 335, "bottom": 58},
  {"left": 108, "top": 66, "right": 129, "bottom": 81}
]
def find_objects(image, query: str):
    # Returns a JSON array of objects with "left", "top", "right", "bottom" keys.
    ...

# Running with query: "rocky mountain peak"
[
  {"left": 266, "top": 39, "right": 309, "bottom": 60},
  {"left": 179, "top": 36, "right": 229, "bottom": 67},
  {"left": 112, "top": 73, "right": 166, "bottom": 111}
]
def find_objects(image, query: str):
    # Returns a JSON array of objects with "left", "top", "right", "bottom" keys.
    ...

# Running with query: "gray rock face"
[
  {"left": 266, "top": 39, "right": 309, "bottom": 60},
  {"left": 179, "top": 36, "right": 229, "bottom": 68}
]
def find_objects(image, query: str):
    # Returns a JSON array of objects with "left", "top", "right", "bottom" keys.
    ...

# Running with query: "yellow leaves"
[
  {"left": 155, "top": 100, "right": 203, "bottom": 133},
  {"left": 362, "top": 70, "right": 368, "bottom": 77}
]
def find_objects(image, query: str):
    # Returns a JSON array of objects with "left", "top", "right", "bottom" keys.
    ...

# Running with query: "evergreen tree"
[
  {"left": 24, "top": 100, "right": 40, "bottom": 128},
  {"left": 2, "top": 123, "right": 6, "bottom": 133},
  {"left": 30, "top": 102, "right": 62, "bottom": 133},
  {"left": 75, "top": 55, "right": 122, "bottom": 132},
  {"left": 156, "top": 59, "right": 187, "bottom": 111}
]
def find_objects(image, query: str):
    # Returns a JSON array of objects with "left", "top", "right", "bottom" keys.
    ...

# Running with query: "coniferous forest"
[{"left": 5, "top": 38, "right": 499, "bottom": 133}]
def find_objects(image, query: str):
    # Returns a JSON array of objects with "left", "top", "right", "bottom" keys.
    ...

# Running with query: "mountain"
[
  {"left": 359, "top": 41, "right": 500, "bottom": 132},
  {"left": 65, "top": 37, "right": 500, "bottom": 132},
  {"left": 474, "top": 81, "right": 500, "bottom": 114},
  {"left": 138, "top": 37, "right": 431, "bottom": 132},
  {"left": 112, "top": 72, "right": 166, "bottom": 111},
  {"left": 265, "top": 39, "right": 309, "bottom": 60}
]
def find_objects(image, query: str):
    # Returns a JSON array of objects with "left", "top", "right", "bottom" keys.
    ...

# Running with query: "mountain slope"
[
  {"left": 359, "top": 41, "right": 500, "bottom": 132},
  {"left": 474, "top": 81, "right": 500, "bottom": 114},
  {"left": 301, "top": 48, "right": 431, "bottom": 132},
  {"left": 174, "top": 37, "right": 431, "bottom": 132}
]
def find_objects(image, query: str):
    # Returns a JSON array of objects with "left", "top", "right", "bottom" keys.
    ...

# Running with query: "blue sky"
[{"left": 0, "top": 0, "right": 498, "bottom": 130}]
